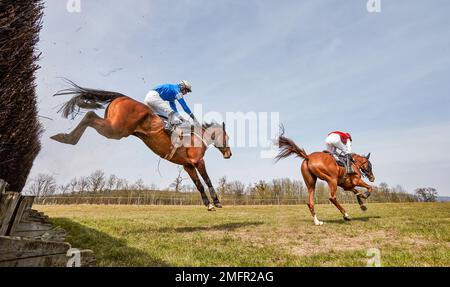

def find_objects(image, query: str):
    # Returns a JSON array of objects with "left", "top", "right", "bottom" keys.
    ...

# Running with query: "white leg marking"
[{"left": 314, "top": 215, "right": 324, "bottom": 226}]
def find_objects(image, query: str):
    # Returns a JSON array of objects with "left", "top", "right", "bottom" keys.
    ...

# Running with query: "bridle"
[
  {"left": 197, "top": 122, "right": 227, "bottom": 150},
  {"left": 222, "top": 122, "right": 226, "bottom": 149},
  {"left": 354, "top": 157, "right": 372, "bottom": 179}
]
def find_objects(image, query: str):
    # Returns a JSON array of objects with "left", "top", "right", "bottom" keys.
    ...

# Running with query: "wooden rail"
[{"left": 0, "top": 179, "right": 95, "bottom": 267}]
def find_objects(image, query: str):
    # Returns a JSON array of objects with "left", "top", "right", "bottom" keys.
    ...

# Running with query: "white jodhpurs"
[
  {"left": 144, "top": 90, "right": 173, "bottom": 117},
  {"left": 325, "top": 133, "right": 352, "bottom": 155}
]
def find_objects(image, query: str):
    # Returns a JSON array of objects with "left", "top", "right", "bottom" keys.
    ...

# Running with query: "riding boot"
[
  {"left": 346, "top": 154, "right": 355, "bottom": 174},
  {"left": 164, "top": 121, "right": 172, "bottom": 132}
]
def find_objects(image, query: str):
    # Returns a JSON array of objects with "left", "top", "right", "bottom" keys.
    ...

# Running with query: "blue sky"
[{"left": 32, "top": 0, "right": 450, "bottom": 195}]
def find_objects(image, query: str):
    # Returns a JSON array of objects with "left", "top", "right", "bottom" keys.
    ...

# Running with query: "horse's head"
[
  {"left": 353, "top": 153, "right": 375, "bottom": 182},
  {"left": 203, "top": 122, "right": 232, "bottom": 159}
]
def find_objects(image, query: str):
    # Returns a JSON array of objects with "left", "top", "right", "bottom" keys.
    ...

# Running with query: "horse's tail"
[
  {"left": 275, "top": 125, "right": 309, "bottom": 162},
  {"left": 54, "top": 79, "right": 127, "bottom": 119}
]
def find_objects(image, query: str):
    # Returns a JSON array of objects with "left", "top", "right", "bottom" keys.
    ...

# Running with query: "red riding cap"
[{"left": 329, "top": 131, "right": 352, "bottom": 144}]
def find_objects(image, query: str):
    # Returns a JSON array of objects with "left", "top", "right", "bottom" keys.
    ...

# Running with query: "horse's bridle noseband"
[{"left": 355, "top": 158, "right": 372, "bottom": 179}]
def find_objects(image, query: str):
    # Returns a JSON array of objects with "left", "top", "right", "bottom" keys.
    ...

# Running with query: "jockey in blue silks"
[
  {"left": 144, "top": 80, "right": 198, "bottom": 126},
  {"left": 144, "top": 80, "right": 198, "bottom": 160}
]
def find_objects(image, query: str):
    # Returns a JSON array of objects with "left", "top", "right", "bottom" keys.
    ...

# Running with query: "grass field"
[{"left": 36, "top": 203, "right": 450, "bottom": 267}]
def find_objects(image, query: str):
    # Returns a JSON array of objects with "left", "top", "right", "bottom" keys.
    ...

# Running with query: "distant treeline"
[{"left": 26, "top": 170, "right": 427, "bottom": 205}]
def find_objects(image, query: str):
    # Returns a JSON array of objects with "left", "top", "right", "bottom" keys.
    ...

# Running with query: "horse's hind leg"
[
  {"left": 51, "top": 111, "right": 123, "bottom": 145},
  {"left": 301, "top": 162, "right": 322, "bottom": 226},
  {"left": 195, "top": 159, "right": 222, "bottom": 208},
  {"left": 328, "top": 180, "right": 351, "bottom": 221}
]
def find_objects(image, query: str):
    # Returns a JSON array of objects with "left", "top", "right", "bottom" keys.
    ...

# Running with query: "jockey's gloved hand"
[
  {"left": 171, "top": 117, "right": 183, "bottom": 126},
  {"left": 169, "top": 112, "right": 183, "bottom": 126},
  {"left": 190, "top": 113, "right": 200, "bottom": 125}
]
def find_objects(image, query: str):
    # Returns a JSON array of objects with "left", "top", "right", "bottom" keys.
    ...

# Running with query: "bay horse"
[
  {"left": 50, "top": 81, "right": 232, "bottom": 211},
  {"left": 276, "top": 129, "right": 375, "bottom": 225}
]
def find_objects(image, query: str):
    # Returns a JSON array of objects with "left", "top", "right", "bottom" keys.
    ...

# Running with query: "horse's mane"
[{"left": 202, "top": 121, "right": 221, "bottom": 130}]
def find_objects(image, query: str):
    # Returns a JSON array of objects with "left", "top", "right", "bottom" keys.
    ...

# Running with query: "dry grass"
[{"left": 35, "top": 202, "right": 450, "bottom": 267}]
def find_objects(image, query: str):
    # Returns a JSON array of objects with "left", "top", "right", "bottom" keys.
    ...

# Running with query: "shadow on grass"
[
  {"left": 298, "top": 216, "right": 382, "bottom": 225},
  {"left": 323, "top": 216, "right": 382, "bottom": 224},
  {"left": 51, "top": 218, "right": 170, "bottom": 267},
  {"left": 157, "top": 221, "right": 264, "bottom": 233}
]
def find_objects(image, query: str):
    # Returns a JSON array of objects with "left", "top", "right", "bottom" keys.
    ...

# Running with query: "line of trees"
[
  {"left": 25, "top": 170, "right": 159, "bottom": 197},
  {"left": 24, "top": 170, "right": 430, "bottom": 205}
]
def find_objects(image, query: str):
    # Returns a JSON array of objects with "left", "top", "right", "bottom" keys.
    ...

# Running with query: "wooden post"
[
  {"left": 0, "top": 179, "right": 96, "bottom": 266},
  {"left": 0, "top": 179, "right": 8, "bottom": 194},
  {"left": 0, "top": 192, "right": 21, "bottom": 236},
  {"left": 9, "top": 196, "right": 35, "bottom": 235}
]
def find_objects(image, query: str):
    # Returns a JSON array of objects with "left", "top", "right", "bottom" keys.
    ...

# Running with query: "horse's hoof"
[
  {"left": 207, "top": 204, "right": 216, "bottom": 211},
  {"left": 343, "top": 213, "right": 351, "bottom": 221},
  {"left": 314, "top": 221, "right": 324, "bottom": 226},
  {"left": 360, "top": 205, "right": 368, "bottom": 212},
  {"left": 214, "top": 202, "right": 223, "bottom": 208},
  {"left": 50, "top": 133, "right": 66, "bottom": 143},
  {"left": 51, "top": 133, "right": 72, "bottom": 144}
]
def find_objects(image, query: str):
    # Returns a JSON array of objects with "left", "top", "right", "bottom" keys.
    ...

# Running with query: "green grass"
[{"left": 35, "top": 203, "right": 450, "bottom": 267}]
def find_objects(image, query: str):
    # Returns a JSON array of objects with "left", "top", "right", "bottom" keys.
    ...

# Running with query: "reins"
[{"left": 353, "top": 157, "right": 371, "bottom": 179}]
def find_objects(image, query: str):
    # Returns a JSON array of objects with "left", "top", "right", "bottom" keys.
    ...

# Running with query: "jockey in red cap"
[{"left": 325, "top": 131, "right": 355, "bottom": 174}]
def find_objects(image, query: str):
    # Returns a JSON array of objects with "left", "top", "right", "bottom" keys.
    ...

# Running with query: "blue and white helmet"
[{"left": 179, "top": 80, "right": 192, "bottom": 92}]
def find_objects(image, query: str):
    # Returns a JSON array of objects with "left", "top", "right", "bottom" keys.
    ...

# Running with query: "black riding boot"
[{"left": 346, "top": 154, "right": 355, "bottom": 174}]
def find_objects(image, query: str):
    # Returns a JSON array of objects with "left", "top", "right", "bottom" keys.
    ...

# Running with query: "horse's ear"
[
  {"left": 222, "top": 122, "right": 225, "bottom": 131},
  {"left": 366, "top": 153, "right": 371, "bottom": 159}
]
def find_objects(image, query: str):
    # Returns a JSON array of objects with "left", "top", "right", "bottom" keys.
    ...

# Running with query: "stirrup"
[{"left": 346, "top": 166, "right": 356, "bottom": 174}]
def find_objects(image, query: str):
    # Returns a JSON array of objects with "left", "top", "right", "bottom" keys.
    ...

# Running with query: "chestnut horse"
[
  {"left": 50, "top": 82, "right": 232, "bottom": 211},
  {"left": 276, "top": 129, "right": 375, "bottom": 225}
]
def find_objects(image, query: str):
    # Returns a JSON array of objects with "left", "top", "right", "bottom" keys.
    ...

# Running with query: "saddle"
[
  {"left": 156, "top": 113, "right": 201, "bottom": 137},
  {"left": 156, "top": 114, "right": 190, "bottom": 137},
  {"left": 156, "top": 113, "right": 207, "bottom": 160},
  {"left": 323, "top": 150, "right": 346, "bottom": 167},
  {"left": 155, "top": 113, "right": 174, "bottom": 134}
]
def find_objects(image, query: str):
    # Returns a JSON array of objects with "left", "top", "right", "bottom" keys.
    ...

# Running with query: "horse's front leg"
[
  {"left": 183, "top": 164, "right": 214, "bottom": 211},
  {"left": 351, "top": 189, "right": 367, "bottom": 211},
  {"left": 328, "top": 179, "right": 351, "bottom": 221},
  {"left": 195, "top": 159, "right": 222, "bottom": 208},
  {"left": 354, "top": 179, "right": 373, "bottom": 199}
]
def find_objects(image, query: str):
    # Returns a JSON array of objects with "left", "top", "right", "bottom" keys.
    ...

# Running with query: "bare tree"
[
  {"left": 134, "top": 178, "right": 146, "bottom": 191},
  {"left": 106, "top": 174, "right": 117, "bottom": 192},
  {"left": 25, "top": 174, "right": 57, "bottom": 197},
  {"left": 116, "top": 178, "right": 129, "bottom": 191},
  {"left": 218, "top": 176, "right": 227, "bottom": 197},
  {"left": 88, "top": 170, "right": 106, "bottom": 193},
  {"left": 415, "top": 187, "right": 438, "bottom": 202},
  {"left": 170, "top": 168, "right": 186, "bottom": 193},
  {"left": 69, "top": 177, "right": 78, "bottom": 194},
  {"left": 76, "top": 176, "right": 89, "bottom": 194},
  {"left": 228, "top": 180, "right": 246, "bottom": 197},
  {"left": 58, "top": 183, "right": 70, "bottom": 195},
  {"left": 252, "top": 180, "right": 269, "bottom": 198}
]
